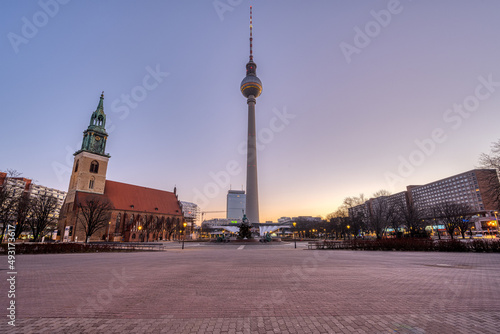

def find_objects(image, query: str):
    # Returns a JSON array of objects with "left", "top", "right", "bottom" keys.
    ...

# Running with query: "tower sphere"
[{"left": 240, "top": 74, "right": 263, "bottom": 98}]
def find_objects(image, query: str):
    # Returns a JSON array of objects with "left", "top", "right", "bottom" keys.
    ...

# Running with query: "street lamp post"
[
  {"left": 494, "top": 211, "right": 499, "bottom": 237},
  {"left": 293, "top": 222, "right": 297, "bottom": 249},
  {"left": 107, "top": 221, "right": 111, "bottom": 242},
  {"left": 347, "top": 225, "right": 350, "bottom": 240},
  {"left": 182, "top": 222, "right": 187, "bottom": 249}
]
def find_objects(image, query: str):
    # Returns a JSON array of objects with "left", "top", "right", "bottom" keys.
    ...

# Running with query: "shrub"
[
  {"left": 434, "top": 240, "right": 468, "bottom": 252},
  {"left": 319, "top": 238, "right": 500, "bottom": 252},
  {"left": 0, "top": 243, "right": 137, "bottom": 255},
  {"left": 469, "top": 239, "right": 500, "bottom": 253},
  {"left": 470, "top": 239, "right": 489, "bottom": 252}
]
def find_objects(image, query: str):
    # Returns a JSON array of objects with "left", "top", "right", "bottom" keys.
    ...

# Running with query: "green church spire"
[
  {"left": 75, "top": 92, "right": 110, "bottom": 157},
  {"left": 96, "top": 91, "right": 104, "bottom": 110},
  {"left": 88, "top": 91, "right": 107, "bottom": 131}
]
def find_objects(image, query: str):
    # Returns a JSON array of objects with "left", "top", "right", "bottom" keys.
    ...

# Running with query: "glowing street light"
[
  {"left": 182, "top": 222, "right": 187, "bottom": 249},
  {"left": 494, "top": 211, "right": 499, "bottom": 236},
  {"left": 107, "top": 221, "right": 111, "bottom": 242},
  {"left": 293, "top": 222, "right": 297, "bottom": 249}
]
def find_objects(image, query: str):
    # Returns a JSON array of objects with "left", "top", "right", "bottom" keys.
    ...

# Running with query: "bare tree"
[
  {"left": 141, "top": 215, "right": 153, "bottom": 242},
  {"left": 343, "top": 194, "right": 367, "bottom": 238},
  {"left": 328, "top": 207, "right": 349, "bottom": 239},
  {"left": 431, "top": 202, "right": 473, "bottom": 240},
  {"left": 395, "top": 196, "right": 425, "bottom": 237},
  {"left": 373, "top": 189, "right": 391, "bottom": 198},
  {"left": 77, "top": 196, "right": 112, "bottom": 243},
  {"left": 455, "top": 208, "right": 474, "bottom": 239},
  {"left": 12, "top": 194, "right": 32, "bottom": 240},
  {"left": 369, "top": 199, "right": 392, "bottom": 239},
  {"left": 368, "top": 191, "right": 394, "bottom": 239},
  {"left": 389, "top": 199, "right": 403, "bottom": 238},
  {"left": 29, "top": 193, "right": 58, "bottom": 242},
  {"left": 163, "top": 218, "right": 176, "bottom": 240},
  {"left": 146, "top": 215, "right": 164, "bottom": 242},
  {"left": 5, "top": 169, "right": 22, "bottom": 178},
  {"left": 478, "top": 140, "right": 500, "bottom": 209},
  {"left": 0, "top": 185, "right": 13, "bottom": 242}
]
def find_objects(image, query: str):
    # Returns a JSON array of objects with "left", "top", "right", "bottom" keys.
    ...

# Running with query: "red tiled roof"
[{"left": 75, "top": 180, "right": 182, "bottom": 216}]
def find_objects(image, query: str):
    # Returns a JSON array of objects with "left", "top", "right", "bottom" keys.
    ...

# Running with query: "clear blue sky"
[{"left": 2, "top": 0, "right": 500, "bottom": 222}]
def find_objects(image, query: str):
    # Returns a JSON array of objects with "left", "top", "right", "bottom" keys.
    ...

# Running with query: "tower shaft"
[{"left": 245, "top": 96, "right": 259, "bottom": 223}]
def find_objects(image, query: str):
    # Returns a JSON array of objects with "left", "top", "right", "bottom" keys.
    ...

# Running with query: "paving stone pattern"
[{"left": 1, "top": 242, "right": 499, "bottom": 333}]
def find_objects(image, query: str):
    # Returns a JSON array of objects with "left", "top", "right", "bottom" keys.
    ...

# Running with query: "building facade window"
[
  {"left": 115, "top": 213, "right": 121, "bottom": 233},
  {"left": 74, "top": 160, "right": 79, "bottom": 172},
  {"left": 90, "top": 160, "right": 99, "bottom": 173},
  {"left": 89, "top": 177, "right": 95, "bottom": 189}
]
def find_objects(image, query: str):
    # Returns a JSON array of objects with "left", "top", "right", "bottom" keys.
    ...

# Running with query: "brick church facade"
[{"left": 57, "top": 93, "right": 184, "bottom": 242}]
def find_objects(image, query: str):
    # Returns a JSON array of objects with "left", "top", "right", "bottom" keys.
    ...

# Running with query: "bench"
[
  {"left": 307, "top": 240, "right": 349, "bottom": 249},
  {"left": 307, "top": 241, "right": 325, "bottom": 250}
]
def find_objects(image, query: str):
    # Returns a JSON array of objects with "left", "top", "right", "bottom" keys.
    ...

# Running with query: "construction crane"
[{"left": 201, "top": 211, "right": 226, "bottom": 222}]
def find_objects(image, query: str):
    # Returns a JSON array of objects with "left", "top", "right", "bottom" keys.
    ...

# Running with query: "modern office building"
[
  {"left": 180, "top": 201, "right": 200, "bottom": 223},
  {"left": 348, "top": 169, "right": 500, "bottom": 234},
  {"left": 407, "top": 169, "right": 496, "bottom": 213},
  {"left": 277, "top": 217, "right": 292, "bottom": 224},
  {"left": 0, "top": 173, "right": 31, "bottom": 198},
  {"left": 226, "top": 190, "right": 245, "bottom": 219},
  {"left": 30, "top": 184, "right": 67, "bottom": 220},
  {"left": 0, "top": 172, "right": 66, "bottom": 220}
]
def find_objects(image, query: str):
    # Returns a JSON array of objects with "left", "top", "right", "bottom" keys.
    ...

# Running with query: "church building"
[{"left": 57, "top": 93, "right": 184, "bottom": 242}]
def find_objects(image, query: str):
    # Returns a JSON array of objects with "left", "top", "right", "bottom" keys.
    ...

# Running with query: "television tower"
[{"left": 240, "top": 6, "right": 263, "bottom": 223}]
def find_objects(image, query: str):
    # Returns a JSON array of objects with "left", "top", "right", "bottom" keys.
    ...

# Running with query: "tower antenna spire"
[{"left": 249, "top": 6, "right": 253, "bottom": 62}]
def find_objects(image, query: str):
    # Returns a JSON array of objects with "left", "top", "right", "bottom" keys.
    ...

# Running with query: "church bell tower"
[{"left": 66, "top": 92, "right": 110, "bottom": 203}]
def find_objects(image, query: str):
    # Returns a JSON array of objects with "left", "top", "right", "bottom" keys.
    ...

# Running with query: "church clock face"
[{"left": 95, "top": 136, "right": 101, "bottom": 141}]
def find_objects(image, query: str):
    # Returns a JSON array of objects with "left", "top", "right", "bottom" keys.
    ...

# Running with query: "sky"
[{"left": 2, "top": 0, "right": 500, "bottom": 223}]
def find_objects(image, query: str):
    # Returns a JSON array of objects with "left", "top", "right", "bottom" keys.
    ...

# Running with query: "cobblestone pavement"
[{"left": 1, "top": 243, "right": 500, "bottom": 333}]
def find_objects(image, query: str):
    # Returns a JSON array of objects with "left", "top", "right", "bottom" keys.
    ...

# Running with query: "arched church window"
[
  {"left": 89, "top": 177, "right": 95, "bottom": 190},
  {"left": 90, "top": 160, "right": 99, "bottom": 173},
  {"left": 115, "top": 213, "right": 121, "bottom": 233},
  {"left": 98, "top": 115, "right": 104, "bottom": 126},
  {"left": 74, "top": 160, "right": 79, "bottom": 172}
]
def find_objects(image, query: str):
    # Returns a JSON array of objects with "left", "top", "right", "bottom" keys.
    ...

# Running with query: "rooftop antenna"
[{"left": 249, "top": 6, "right": 253, "bottom": 62}]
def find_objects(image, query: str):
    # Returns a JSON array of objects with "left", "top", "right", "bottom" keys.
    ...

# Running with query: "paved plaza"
[{"left": 1, "top": 242, "right": 500, "bottom": 333}]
